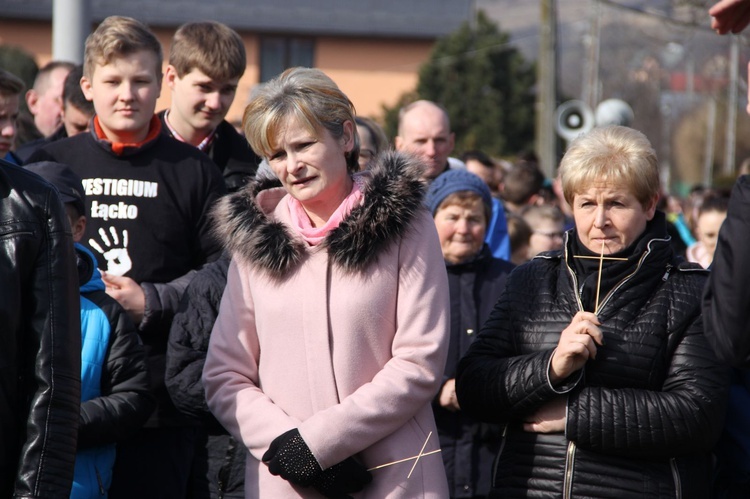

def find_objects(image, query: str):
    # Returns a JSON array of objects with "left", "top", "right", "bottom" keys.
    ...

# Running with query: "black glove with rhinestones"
[
  {"left": 262, "top": 429, "right": 322, "bottom": 486},
  {"left": 312, "top": 457, "right": 373, "bottom": 498}
]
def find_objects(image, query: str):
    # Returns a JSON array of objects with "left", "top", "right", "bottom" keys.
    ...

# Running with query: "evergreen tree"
[
  {"left": 0, "top": 45, "right": 38, "bottom": 92},
  {"left": 383, "top": 11, "right": 536, "bottom": 157}
]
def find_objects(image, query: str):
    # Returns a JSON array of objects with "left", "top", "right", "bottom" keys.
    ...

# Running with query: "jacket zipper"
[
  {"left": 563, "top": 440, "right": 576, "bottom": 499},
  {"left": 563, "top": 243, "right": 586, "bottom": 313},
  {"left": 95, "top": 467, "right": 105, "bottom": 496},
  {"left": 593, "top": 249, "right": 651, "bottom": 314},
  {"left": 564, "top": 237, "right": 671, "bottom": 315},
  {"left": 670, "top": 458, "right": 682, "bottom": 499},
  {"left": 560, "top": 238, "right": 667, "bottom": 499},
  {"left": 491, "top": 424, "right": 508, "bottom": 487}
]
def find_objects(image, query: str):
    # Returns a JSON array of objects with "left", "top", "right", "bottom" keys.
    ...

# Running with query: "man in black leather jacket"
[{"left": 0, "top": 157, "right": 81, "bottom": 497}]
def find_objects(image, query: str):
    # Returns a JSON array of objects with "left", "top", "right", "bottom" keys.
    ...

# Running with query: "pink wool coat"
[{"left": 203, "top": 153, "right": 451, "bottom": 498}]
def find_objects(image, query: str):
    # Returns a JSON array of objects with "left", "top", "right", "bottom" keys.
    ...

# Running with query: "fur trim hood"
[{"left": 211, "top": 151, "right": 427, "bottom": 277}]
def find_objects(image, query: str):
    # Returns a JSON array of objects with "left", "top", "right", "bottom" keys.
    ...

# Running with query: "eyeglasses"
[{"left": 534, "top": 230, "right": 564, "bottom": 240}]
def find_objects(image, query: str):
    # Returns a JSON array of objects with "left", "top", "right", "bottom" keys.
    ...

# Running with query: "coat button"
[{"left": 466, "top": 329, "right": 474, "bottom": 335}]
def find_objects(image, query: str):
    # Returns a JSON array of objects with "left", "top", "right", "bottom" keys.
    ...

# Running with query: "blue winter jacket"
[{"left": 71, "top": 244, "right": 154, "bottom": 498}]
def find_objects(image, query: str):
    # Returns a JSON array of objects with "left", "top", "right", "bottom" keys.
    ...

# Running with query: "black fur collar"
[{"left": 211, "top": 151, "right": 426, "bottom": 277}]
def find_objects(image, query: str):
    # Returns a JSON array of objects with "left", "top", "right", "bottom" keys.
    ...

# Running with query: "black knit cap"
[{"left": 24, "top": 161, "right": 86, "bottom": 215}]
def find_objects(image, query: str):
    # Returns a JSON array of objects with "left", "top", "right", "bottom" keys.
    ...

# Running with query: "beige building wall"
[
  {"left": 315, "top": 37, "right": 433, "bottom": 120},
  {"left": 1, "top": 20, "right": 433, "bottom": 127},
  {"left": 0, "top": 19, "right": 55, "bottom": 63}
]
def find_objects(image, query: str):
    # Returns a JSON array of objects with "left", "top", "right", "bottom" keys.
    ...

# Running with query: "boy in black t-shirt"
[{"left": 28, "top": 16, "right": 226, "bottom": 499}]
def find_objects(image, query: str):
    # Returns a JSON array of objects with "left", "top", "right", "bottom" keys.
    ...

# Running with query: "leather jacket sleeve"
[
  {"left": 703, "top": 175, "right": 750, "bottom": 368},
  {"left": 14, "top": 184, "right": 81, "bottom": 498}
]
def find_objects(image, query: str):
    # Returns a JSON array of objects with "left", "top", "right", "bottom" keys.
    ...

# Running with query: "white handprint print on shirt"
[{"left": 88, "top": 227, "right": 132, "bottom": 275}]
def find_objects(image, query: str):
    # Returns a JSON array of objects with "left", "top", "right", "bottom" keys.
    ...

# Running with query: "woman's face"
[
  {"left": 696, "top": 210, "right": 726, "bottom": 257},
  {"left": 357, "top": 124, "right": 375, "bottom": 171},
  {"left": 572, "top": 182, "right": 657, "bottom": 254},
  {"left": 434, "top": 198, "right": 487, "bottom": 264},
  {"left": 268, "top": 117, "right": 354, "bottom": 224}
]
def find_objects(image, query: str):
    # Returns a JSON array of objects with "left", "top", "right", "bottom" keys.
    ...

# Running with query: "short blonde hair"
[
  {"left": 243, "top": 67, "right": 360, "bottom": 172},
  {"left": 558, "top": 125, "right": 659, "bottom": 208},
  {"left": 169, "top": 21, "right": 246, "bottom": 81},
  {"left": 84, "top": 16, "right": 163, "bottom": 80}
]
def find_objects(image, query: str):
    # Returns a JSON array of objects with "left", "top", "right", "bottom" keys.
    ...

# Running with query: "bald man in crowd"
[
  {"left": 16, "top": 65, "right": 94, "bottom": 162},
  {"left": 25, "top": 61, "right": 74, "bottom": 138},
  {"left": 396, "top": 99, "right": 511, "bottom": 259},
  {"left": 395, "top": 100, "right": 457, "bottom": 182}
]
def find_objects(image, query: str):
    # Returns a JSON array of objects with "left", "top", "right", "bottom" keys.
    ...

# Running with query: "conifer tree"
[{"left": 383, "top": 11, "right": 535, "bottom": 157}]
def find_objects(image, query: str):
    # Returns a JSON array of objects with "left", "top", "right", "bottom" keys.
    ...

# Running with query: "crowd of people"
[{"left": 1, "top": 3, "right": 750, "bottom": 498}]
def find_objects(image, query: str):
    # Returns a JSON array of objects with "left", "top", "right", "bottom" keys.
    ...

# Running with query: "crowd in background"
[{"left": 0, "top": 3, "right": 749, "bottom": 499}]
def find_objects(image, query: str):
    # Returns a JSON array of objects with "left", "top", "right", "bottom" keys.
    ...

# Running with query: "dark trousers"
[
  {"left": 186, "top": 429, "right": 247, "bottom": 499},
  {"left": 109, "top": 426, "right": 199, "bottom": 499}
]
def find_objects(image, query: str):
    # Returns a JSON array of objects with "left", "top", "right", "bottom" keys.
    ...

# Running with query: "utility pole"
[
  {"left": 53, "top": 0, "right": 91, "bottom": 64},
  {"left": 536, "top": 0, "right": 558, "bottom": 178},
  {"left": 704, "top": 97, "right": 717, "bottom": 187},
  {"left": 582, "top": 0, "right": 601, "bottom": 110},
  {"left": 469, "top": 0, "right": 477, "bottom": 30},
  {"left": 723, "top": 35, "right": 739, "bottom": 176}
]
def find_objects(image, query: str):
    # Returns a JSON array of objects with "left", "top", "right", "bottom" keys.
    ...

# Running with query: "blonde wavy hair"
[{"left": 558, "top": 125, "right": 660, "bottom": 208}]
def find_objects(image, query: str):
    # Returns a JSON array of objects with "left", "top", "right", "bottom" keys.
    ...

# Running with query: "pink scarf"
[{"left": 287, "top": 174, "right": 365, "bottom": 246}]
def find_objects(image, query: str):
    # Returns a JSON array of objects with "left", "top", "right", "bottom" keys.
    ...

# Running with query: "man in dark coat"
[{"left": 0, "top": 157, "right": 81, "bottom": 497}]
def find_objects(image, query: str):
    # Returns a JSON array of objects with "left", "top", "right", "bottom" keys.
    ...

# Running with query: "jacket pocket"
[{"left": 0, "top": 222, "right": 35, "bottom": 239}]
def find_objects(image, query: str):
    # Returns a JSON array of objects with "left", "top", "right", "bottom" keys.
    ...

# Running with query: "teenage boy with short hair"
[
  {"left": 161, "top": 21, "right": 259, "bottom": 192},
  {"left": 28, "top": 15, "right": 226, "bottom": 499}
]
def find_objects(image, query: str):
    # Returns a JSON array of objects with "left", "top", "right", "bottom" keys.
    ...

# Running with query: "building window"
[{"left": 260, "top": 36, "right": 315, "bottom": 82}]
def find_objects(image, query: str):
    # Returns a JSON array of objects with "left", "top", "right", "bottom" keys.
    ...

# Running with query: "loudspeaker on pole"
[{"left": 554, "top": 100, "right": 595, "bottom": 142}]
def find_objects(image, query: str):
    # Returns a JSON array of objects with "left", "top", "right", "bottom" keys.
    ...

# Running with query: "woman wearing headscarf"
[{"left": 426, "top": 169, "right": 514, "bottom": 498}]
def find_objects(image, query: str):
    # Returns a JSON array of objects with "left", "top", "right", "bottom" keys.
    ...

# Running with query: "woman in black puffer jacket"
[{"left": 456, "top": 125, "right": 728, "bottom": 499}]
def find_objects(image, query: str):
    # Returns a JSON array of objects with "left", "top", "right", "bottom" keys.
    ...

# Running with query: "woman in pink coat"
[{"left": 203, "top": 67, "right": 450, "bottom": 498}]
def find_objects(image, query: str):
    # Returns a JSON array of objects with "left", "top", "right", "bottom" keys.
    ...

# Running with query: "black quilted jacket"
[
  {"left": 165, "top": 254, "right": 245, "bottom": 498},
  {"left": 456, "top": 227, "right": 728, "bottom": 499}
]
